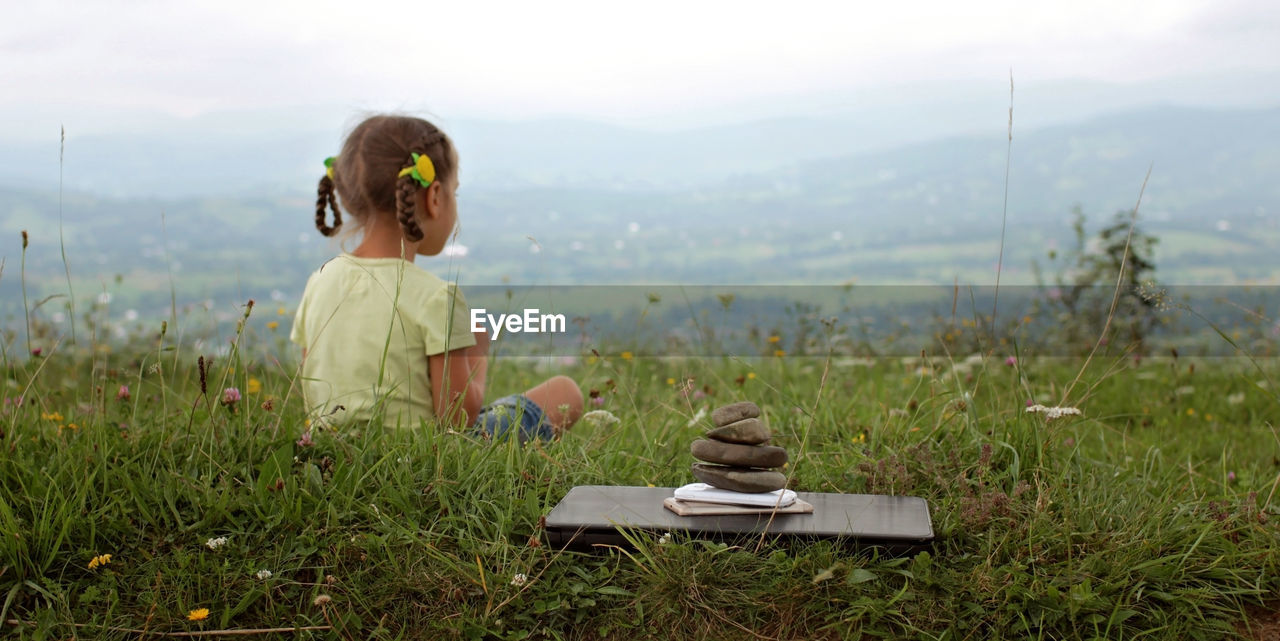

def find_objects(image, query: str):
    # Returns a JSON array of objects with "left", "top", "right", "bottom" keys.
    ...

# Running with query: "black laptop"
[{"left": 544, "top": 485, "right": 935, "bottom": 554}]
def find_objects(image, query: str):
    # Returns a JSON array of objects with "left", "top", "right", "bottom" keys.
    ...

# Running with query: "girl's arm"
[{"left": 427, "top": 330, "right": 489, "bottom": 427}]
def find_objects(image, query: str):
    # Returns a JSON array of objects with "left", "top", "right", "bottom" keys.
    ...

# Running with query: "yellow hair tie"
[
  {"left": 323, "top": 156, "right": 336, "bottom": 180},
  {"left": 397, "top": 152, "right": 436, "bottom": 188}
]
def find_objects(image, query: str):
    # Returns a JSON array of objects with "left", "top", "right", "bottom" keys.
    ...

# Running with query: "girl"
[{"left": 290, "top": 114, "right": 583, "bottom": 441}]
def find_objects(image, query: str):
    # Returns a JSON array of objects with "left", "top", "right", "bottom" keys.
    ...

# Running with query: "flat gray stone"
[
  {"left": 691, "top": 439, "right": 787, "bottom": 468},
  {"left": 711, "top": 401, "right": 760, "bottom": 427},
  {"left": 705, "top": 417, "right": 770, "bottom": 445},
  {"left": 691, "top": 464, "right": 787, "bottom": 493}
]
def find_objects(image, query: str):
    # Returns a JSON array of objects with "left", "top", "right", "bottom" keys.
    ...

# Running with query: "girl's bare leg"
[{"left": 523, "top": 375, "right": 583, "bottom": 434}]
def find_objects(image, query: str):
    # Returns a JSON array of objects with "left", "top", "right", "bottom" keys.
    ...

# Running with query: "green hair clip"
[
  {"left": 397, "top": 152, "right": 436, "bottom": 188},
  {"left": 323, "top": 156, "right": 336, "bottom": 180}
]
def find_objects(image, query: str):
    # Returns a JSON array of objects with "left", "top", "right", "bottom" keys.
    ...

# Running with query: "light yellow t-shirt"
[{"left": 290, "top": 255, "right": 476, "bottom": 428}]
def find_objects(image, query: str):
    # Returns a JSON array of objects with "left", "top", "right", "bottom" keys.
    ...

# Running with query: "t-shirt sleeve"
[{"left": 422, "top": 283, "right": 477, "bottom": 356}]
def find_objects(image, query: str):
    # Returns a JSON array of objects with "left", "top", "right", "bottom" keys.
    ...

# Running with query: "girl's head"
[{"left": 316, "top": 114, "right": 458, "bottom": 250}]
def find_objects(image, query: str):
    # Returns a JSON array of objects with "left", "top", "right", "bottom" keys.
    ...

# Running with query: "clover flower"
[
  {"left": 116, "top": 385, "right": 130, "bottom": 401},
  {"left": 1025, "top": 404, "right": 1082, "bottom": 420},
  {"left": 255, "top": 569, "right": 273, "bottom": 580},
  {"left": 510, "top": 573, "right": 528, "bottom": 587},
  {"left": 205, "top": 536, "right": 229, "bottom": 550},
  {"left": 582, "top": 410, "right": 620, "bottom": 428},
  {"left": 296, "top": 430, "right": 314, "bottom": 447},
  {"left": 221, "top": 388, "right": 241, "bottom": 406}
]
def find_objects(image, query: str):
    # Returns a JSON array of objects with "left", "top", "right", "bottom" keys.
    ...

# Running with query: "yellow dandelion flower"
[
  {"left": 277, "top": 307, "right": 287, "bottom": 316},
  {"left": 666, "top": 377, "right": 676, "bottom": 385},
  {"left": 767, "top": 335, "right": 780, "bottom": 343},
  {"left": 620, "top": 351, "right": 633, "bottom": 361},
  {"left": 773, "top": 350, "right": 786, "bottom": 357},
  {"left": 247, "top": 377, "right": 262, "bottom": 395},
  {"left": 187, "top": 608, "right": 209, "bottom": 621},
  {"left": 42, "top": 412, "right": 64, "bottom": 422},
  {"left": 1186, "top": 408, "right": 1196, "bottom": 416},
  {"left": 747, "top": 372, "right": 756, "bottom": 379},
  {"left": 266, "top": 321, "right": 279, "bottom": 331},
  {"left": 88, "top": 553, "right": 112, "bottom": 570}
]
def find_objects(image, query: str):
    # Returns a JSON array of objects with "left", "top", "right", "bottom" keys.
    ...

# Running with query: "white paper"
[{"left": 672, "top": 483, "right": 797, "bottom": 507}]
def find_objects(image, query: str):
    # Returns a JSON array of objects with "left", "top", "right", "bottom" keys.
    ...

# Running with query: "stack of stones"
[{"left": 690, "top": 401, "right": 788, "bottom": 493}]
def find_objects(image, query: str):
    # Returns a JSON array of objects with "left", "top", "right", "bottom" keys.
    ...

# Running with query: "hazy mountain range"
[{"left": 1, "top": 102, "right": 1278, "bottom": 322}]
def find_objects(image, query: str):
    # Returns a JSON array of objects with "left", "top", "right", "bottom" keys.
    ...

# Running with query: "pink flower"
[
  {"left": 1227, "top": 471, "right": 1237, "bottom": 483},
  {"left": 1025, "top": 398, "right": 1034, "bottom": 407},
  {"left": 30, "top": 347, "right": 42, "bottom": 357},
  {"left": 591, "top": 396, "right": 605, "bottom": 407},
  {"left": 221, "top": 387, "right": 242, "bottom": 406},
  {"left": 116, "top": 385, "right": 130, "bottom": 401},
  {"left": 296, "top": 430, "right": 314, "bottom": 447},
  {"left": 1005, "top": 356, "right": 1017, "bottom": 366}
]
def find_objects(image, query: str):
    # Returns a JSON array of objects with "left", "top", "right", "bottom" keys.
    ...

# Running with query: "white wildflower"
[
  {"left": 658, "top": 532, "right": 672, "bottom": 545},
  {"left": 1227, "top": 392, "right": 1245, "bottom": 405},
  {"left": 1175, "top": 386, "right": 1195, "bottom": 396},
  {"left": 686, "top": 407, "right": 708, "bottom": 428},
  {"left": 205, "top": 536, "right": 229, "bottom": 550},
  {"left": 582, "top": 410, "right": 621, "bottom": 428},
  {"left": 255, "top": 569, "right": 273, "bottom": 580},
  {"left": 964, "top": 353, "right": 985, "bottom": 365},
  {"left": 1025, "top": 404, "right": 1083, "bottom": 420},
  {"left": 510, "top": 573, "right": 528, "bottom": 587}
]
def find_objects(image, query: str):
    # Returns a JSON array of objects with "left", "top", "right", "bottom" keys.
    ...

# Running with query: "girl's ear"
[{"left": 416, "top": 182, "right": 443, "bottom": 220}]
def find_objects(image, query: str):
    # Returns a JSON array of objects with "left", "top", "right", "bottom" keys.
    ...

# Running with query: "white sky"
[{"left": 3, "top": 0, "right": 1279, "bottom": 130}]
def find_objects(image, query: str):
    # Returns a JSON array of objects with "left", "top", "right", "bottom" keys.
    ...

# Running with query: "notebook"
[{"left": 544, "top": 485, "right": 934, "bottom": 554}]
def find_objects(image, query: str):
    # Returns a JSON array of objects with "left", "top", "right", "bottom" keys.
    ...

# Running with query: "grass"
[{"left": 1, "top": 309, "right": 1279, "bottom": 640}]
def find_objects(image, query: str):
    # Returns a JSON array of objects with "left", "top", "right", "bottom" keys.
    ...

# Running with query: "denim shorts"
[{"left": 473, "top": 394, "right": 554, "bottom": 443}]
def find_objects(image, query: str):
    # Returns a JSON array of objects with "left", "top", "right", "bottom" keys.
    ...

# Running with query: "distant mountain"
[
  {"left": 2, "top": 105, "right": 1278, "bottom": 305},
  {"left": 3, "top": 71, "right": 1278, "bottom": 199}
]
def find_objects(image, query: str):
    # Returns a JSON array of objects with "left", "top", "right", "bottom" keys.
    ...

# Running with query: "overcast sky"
[{"left": 3, "top": 0, "right": 1280, "bottom": 139}]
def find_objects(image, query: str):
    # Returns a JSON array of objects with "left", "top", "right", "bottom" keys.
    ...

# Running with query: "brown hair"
[{"left": 315, "top": 115, "right": 457, "bottom": 242}]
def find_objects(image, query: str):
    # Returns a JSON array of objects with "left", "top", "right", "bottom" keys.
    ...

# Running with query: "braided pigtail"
[
  {"left": 395, "top": 172, "right": 424, "bottom": 242},
  {"left": 315, "top": 160, "right": 343, "bottom": 237},
  {"left": 394, "top": 130, "right": 447, "bottom": 243}
]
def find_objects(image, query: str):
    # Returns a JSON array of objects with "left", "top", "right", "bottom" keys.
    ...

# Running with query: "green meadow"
[{"left": 2, "top": 300, "right": 1279, "bottom": 639}]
